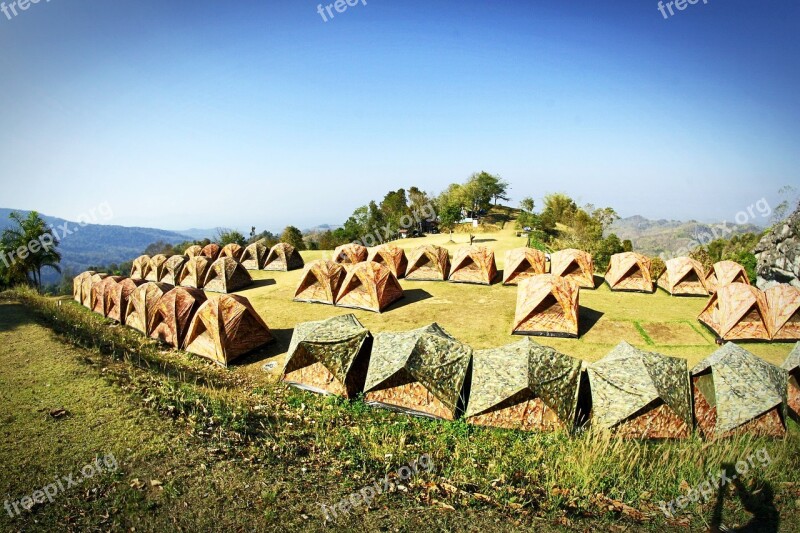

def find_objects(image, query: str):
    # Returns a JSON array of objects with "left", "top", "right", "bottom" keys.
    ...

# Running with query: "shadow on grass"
[
  {"left": 472, "top": 238, "right": 497, "bottom": 243},
  {"left": 247, "top": 278, "right": 277, "bottom": 290},
  {"left": 0, "top": 302, "right": 34, "bottom": 332},
  {"left": 592, "top": 275, "right": 604, "bottom": 289},
  {"left": 233, "top": 328, "right": 293, "bottom": 367},
  {"left": 711, "top": 463, "right": 779, "bottom": 533},
  {"left": 384, "top": 288, "right": 433, "bottom": 311},
  {"left": 579, "top": 306, "right": 604, "bottom": 336}
]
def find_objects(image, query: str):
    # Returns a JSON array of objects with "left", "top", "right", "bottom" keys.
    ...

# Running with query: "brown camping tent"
[
  {"left": 264, "top": 243, "right": 305, "bottom": 271},
  {"left": 106, "top": 278, "right": 145, "bottom": 323},
  {"left": 161, "top": 255, "right": 187, "bottom": 286},
  {"left": 91, "top": 276, "right": 125, "bottom": 315},
  {"left": 765, "top": 284, "right": 800, "bottom": 341},
  {"left": 184, "top": 245, "right": 203, "bottom": 258},
  {"left": 130, "top": 255, "right": 151, "bottom": 280},
  {"left": 333, "top": 243, "right": 368, "bottom": 265},
  {"left": 604, "top": 252, "right": 653, "bottom": 293},
  {"left": 240, "top": 241, "right": 267, "bottom": 270},
  {"left": 80, "top": 273, "right": 108, "bottom": 308},
  {"left": 405, "top": 245, "right": 449, "bottom": 281},
  {"left": 178, "top": 256, "right": 211, "bottom": 289},
  {"left": 124, "top": 282, "right": 172, "bottom": 335},
  {"left": 367, "top": 244, "right": 408, "bottom": 278},
  {"left": 698, "top": 283, "right": 770, "bottom": 341},
  {"left": 203, "top": 257, "right": 253, "bottom": 293},
  {"left": 145, "top": 254, "right": 168, "bottom": 282},
  {"left": 184, "top": 294, "right": 274, "bottom": 366},
  {"left": 335, "top": 261, "right": 403, "bottom": 313},
  {"left": 657, "top": 257, "right": 708, "bottom": 296},
  {"left": 502, "top": 247, "right": 547, "bottom": 285},
  {"left": 200, "top": 243, "right": 221, "bottom": 261},
  {"left": 220, "top": 243, "right": 244, "bottom": 261},
  {"left": 149, "top": 287, "right": 207, "bottom": 347},
  {"left": 512, "top": 275, "right": 579, "bottom": 338},
  {"left": 448, "top": 246, "right": 498, "bottom": 285},
  {"left": 293, "top": 260, "right": 346, "bottom": 305},
  {"left": 549, "top": 249, "right": 594, "bottom": 289},
  {"left": 706, "top": 260, "right": 750, "bottom": 294},
  {"left": 281, "top": 314, "right": 372, "bottom": 397},
  {"left": 73, "top": 271, "right": 96, "bottom": 305}
]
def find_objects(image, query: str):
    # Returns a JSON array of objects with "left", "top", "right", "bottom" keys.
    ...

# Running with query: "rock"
[{"left": 755, "top": 204, "right": 800, "bottom": 289}]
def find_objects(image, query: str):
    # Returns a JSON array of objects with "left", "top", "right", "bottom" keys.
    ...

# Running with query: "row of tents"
[
  {"left": 282, "top": 314, "right": 799, "bottom": 439},
  {"left": 180, "top": 242, "right": 305, "bottom": 272},
  {"left": 73, "top": 272, "right": 273, "bottom": 366},
  {"left": 699, "top": 282, "right": 800, "bottom": 341},
  {"left": 131, "top": 255, "right": 253, "bottom": 293}
]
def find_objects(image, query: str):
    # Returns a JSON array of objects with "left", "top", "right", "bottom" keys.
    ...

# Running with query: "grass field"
[{"left": 2, "top": 222, "right": 799, "bottom": 532}]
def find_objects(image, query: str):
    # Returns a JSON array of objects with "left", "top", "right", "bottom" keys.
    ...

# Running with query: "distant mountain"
[
  {"left": 175, "top": 228, "right": 219, "bottom": 241},
  {"left": 0, "top": 208, "right": 193, "bottom": 284},
  {"left": 304, "top": 224, "right": 341, "bottom": 233},
  {"left": 609, "top": 215, "right": 765, "bottom": 258}
]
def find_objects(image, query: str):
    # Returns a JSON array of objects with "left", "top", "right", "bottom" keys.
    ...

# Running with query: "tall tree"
[
  {"left": 0, "top": 211, "right": 61, "bottom": 290},
  {"left": 216, "top": 228, "right": 246, "bottom": 246},
  {"left": 281, "top": 226, "right": 306, "bottom": 250}
]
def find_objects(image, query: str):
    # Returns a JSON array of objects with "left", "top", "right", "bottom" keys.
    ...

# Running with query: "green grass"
[{"left": 2, "top": 290, "right": 800, "bottom": 531}]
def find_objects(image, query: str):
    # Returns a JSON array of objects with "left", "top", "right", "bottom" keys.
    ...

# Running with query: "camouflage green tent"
[
  {"left": 783, "top": 343, "right": 800, "bottom": 422},
  {"left": 281, "top": 314, "right": 372, "bottom": 397},
  {"left": 364, "top": 324, "right": 472, "bottom": 420},
  {"left": 692, "top": 343, "right": 787, "bottom": 439},
  {"left": 466, "top": 338, "right": 582, "bottom": 431},
  {"left": 587, "top": 342, "right": 692, "bottom": 439}
]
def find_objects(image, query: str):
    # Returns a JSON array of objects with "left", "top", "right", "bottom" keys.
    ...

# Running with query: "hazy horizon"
[{"left": 1, "top": 1, "right": 798, "bottom": 231}]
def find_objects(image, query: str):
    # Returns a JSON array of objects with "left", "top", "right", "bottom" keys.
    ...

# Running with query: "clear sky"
[{"left": 0, "top": 0, "right": 798, "bottom": 232}]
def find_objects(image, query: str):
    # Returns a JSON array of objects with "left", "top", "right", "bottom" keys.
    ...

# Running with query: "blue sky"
[{"left": 0, "top": 0, "right": 797, "bottom": 232}]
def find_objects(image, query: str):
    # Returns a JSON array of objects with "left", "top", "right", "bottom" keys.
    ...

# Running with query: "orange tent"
[
  {"left": 335, "top": 261, "right": 403, "bottom": 313},
  {"left": 145, "top": 254, "right": 168, "bottom": 282},
  {"left": 240, "top": 241, "right": 268, "bottom": 270},
  {"left": 405, "top": 245, "right": 449, "bottom": 281},
  {"left": 106, "top": 278, "right": 146, "bottom": 323},
  {"left": 293, "top": 260, "right": 346, "bottom": 305},
  {"left": 512, "top": 275, "right": 580, "bottom": 338},
  {"left": 220, "top": 243, "right": 243, "bottom": 261},
  {"left": 124, "top": 282, "right": 172, "bottom": 335},
  {"left": 765, "top": 284, "right": 800, "bottom": 341},
  {"left": 184, "top": 295, "right": 274, "bottom": 366},
  {"left": 149, "top": 287, "right": 207, "bottom": 347},
  {"left": 604, "top": 252, "right": 653, "bottom": 293},
  {"left": 184, "top": 245, "right": 203, "bottom": 258},
  {"left": 91, "top": 276, "right": 125, "bottom": 315},
  {"left": 657, "top": 257, "right": 708, "bottom": 296},
  {"left": 161, "top": 255, "right": 187, "bottom": 286},
  {"left": 73, "top": 271, "right": 96, "bottom": 305},
  {"left": 706, "top": 260, "right": 750, "bottom": 294},
  {"left": 333, "top": 243, "right": 367, "bottom": 265},
  {"left": 698, "top": 283, "right": 770, "bottom": 341},
  {"left": 130, "top": 255, "right": 151, "bottom": 280},
  {"left": 178, "top": 256, "right": 211, "bottom": 289},
  {"left": 80, "top": 273, "right": 108, "bottom": 308},
  {"left": 367, "top": 244, "right": 408, "bottom": 278},
  {"left": 203, "top": 257, "right": 253, "bottom": 293},
  {"left": 200, "top": 243, "right": 221, "bottom": 261},
  {"left": 550, "top": 249, "right": 594, "bottom": 288},
  {"left": 264, "top": 243, "right": 305, "bottom": 271},
  {"left": 448, "top": 246, "right": 497, "bottom": 285},
  {"left": 502, "top": 248, "right": 547, "bottom": 285}
]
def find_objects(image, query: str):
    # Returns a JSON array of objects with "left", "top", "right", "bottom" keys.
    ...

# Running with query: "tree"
[
  {"left": 436, "top": 184, "right": 466, "bottom": 240},
  {"left": 519, "top": 197, "right": 535, "bottom": 213},
  {"left": 622, "top": 239, "right": 633, "bottom": 252},
  {"left": 593, "top": 233, "right": 625, "bottom": 271},
  {"left": 542, "top": 193, "right": 578, "bottom": 225},
  {"left": 281, "top": 226, "right": 306, "bottom": 251},
  {"left": 217, "top": 228, "right": 246, "bottom": 247},
  {"left": 0, "top": 211, "right": 61, "bottom": 291},
  {"left": 462, "top": 172, "right": 507, "bottom": 214}
]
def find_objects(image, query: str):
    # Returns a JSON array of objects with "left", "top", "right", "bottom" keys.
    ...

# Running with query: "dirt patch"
[{"left": 640, "top": 322, "right": 711, "bottom": 346}]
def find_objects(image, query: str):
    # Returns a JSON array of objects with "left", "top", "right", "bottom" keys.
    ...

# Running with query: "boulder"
[{"left": 755, "top": 204, "right": 800, "bottom": 289}]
